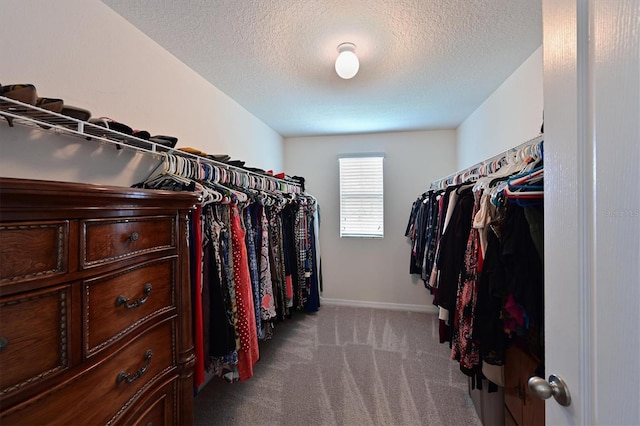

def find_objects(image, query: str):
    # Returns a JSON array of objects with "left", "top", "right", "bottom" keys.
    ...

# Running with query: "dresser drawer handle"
[
  {"left": 116, "top": 349, "right": 152, "bottom": 384},
  {"left": 0, "top": 337, "right": 8, "bottom": 352},
  {"left": 128, "top": 232, "right": 139, "bottom": 242},
  {"left": 115, "top": 283, "right": 152, "bottom": 309}
]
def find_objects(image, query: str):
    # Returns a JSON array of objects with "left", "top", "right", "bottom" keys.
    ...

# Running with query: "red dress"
[{"left": 230, "top": 204, "right": 259, "bottom": 380}]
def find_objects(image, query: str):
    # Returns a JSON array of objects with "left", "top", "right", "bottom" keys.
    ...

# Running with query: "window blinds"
[{"left": 339, "top": 156, "right": 384, "bottom": 238}]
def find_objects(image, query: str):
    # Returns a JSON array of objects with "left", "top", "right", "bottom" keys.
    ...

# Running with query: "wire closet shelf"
[{"left": 0, "top": 96, "right": 301, "bottom": 194}]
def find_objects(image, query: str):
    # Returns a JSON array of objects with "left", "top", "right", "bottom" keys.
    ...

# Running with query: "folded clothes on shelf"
[{"left": 178, "top": 147, "right": 207, "bottom": 156}]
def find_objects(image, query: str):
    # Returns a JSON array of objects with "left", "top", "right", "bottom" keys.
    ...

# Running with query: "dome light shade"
[{"left": 335, "top": 42, "right": 359, "bottom": 79}]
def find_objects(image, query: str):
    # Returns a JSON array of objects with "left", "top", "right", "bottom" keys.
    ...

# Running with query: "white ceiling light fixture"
[{"left": 335, "top": 42, "right": 359, "bottom": 79}]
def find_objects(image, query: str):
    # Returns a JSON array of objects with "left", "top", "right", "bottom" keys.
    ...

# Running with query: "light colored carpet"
[{"left": 194, "top": 305, "right": 483, "bottom": 426}]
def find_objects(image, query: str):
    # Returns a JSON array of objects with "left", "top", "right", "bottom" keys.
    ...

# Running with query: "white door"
[{"left": 543, "top": 0, "right": 640, "bottom": 425}]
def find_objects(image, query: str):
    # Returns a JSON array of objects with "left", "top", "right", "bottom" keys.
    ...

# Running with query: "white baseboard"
[{"left": 320, "top": 297, "right": 438, "bottom": 314}]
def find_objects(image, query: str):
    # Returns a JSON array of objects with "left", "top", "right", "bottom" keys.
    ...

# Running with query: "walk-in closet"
[{"left": 1, "top": 1, "right": 638, "bottom": 425}]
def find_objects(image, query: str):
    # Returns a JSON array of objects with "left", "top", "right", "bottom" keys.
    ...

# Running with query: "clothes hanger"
[
  {"left": 192, "top": 181, "right": 216, "bottom": 206},
  {"left": 504, "top": 187, "right": 544, "bottom": 198},
  {"left": 481, "top": 144, "right": 539, "bottom": 203},
  {"left": 215, "top": 173, "right": 249, "bottom": 203},
  {"left": 142, "top": 153, "right": 193, "bottom": 189},
  {"left": 505, "top": 169, "right": 544, "bottom": 199},
  {"left": 196, "top": 166, "right": 223, "bottom": 205},
  {"left": 507, "top": 167, "right": 544, "bottom": 187},
  {"left": 509, "top": 173, "right": 543, "bottom": 189}
]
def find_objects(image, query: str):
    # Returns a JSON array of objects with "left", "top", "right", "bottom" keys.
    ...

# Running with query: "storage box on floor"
[{"left": 469, "top": 378, "right": 505, "bottom": 425}]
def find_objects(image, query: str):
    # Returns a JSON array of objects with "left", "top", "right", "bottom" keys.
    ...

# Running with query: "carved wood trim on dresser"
[{"left": 0, "top": 178, "right": 199, "bottom": 425}]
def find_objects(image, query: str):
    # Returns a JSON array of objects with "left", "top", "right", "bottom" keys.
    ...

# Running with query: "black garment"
[
  {"left": 406, "top": 197, "right": 423, "bottom": 275},
  {"left": 435, "top": 186, "right": 475, "bottom": 311},
  {"left": 503, "top": 204, "right": 544, "bottom": 323},
  {"left": 406, "top": 190, "right": 446, "bottom": 283},
  {"left": 422, "top": 190, "right": 443, "bottom": 284},
  {"left": 407, "top": 194, "right": 430, "bottom": 275},
  {"left": 405, "top": 197, "right": 421, "bottom": 237},
  {"left": 524, "top": 205, "right": 544, "bottom": 264},
  {"left": 502, "top": 204, "right": 544, "bottom": 358},
  {"left": 203, "top": 206, "right": 236, "bottom": 357},
  {"left": 205, "top": 239, "right": 236, "bottom": 357},
  {"left": 474, "top": 228, "right": 508, "bottom": 366}
]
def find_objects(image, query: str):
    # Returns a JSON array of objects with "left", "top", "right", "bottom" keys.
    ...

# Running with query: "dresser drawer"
[
  {"left": 83, "top": 258, "right": 176, "bottom": 355},
  {"left": 0, "top": 178, "right": 195, "bottom": 424},
  {"left": 0, "top": 221, "right": 68, "bottom": 284},
  {"left": 2, "top": 319, "right": 176, "bottom": 426},
  {"left": 81, "top": 216, "right": 175, "bottom": 268},
  {"left": 0, "top": 286, "right": 70, "bottom": 396},
  {"left": 126, "top": 379, "right": 177, "bottom": 426}
]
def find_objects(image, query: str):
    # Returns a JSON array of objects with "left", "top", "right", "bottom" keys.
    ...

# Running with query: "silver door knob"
[{"left": 528, "top": 374, "right": 571, "bottom": 406}]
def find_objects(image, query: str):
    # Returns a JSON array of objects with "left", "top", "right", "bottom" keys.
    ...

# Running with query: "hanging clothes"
[
  {"left": 435, "top": 185, "right": 475, "bottom": 313},
  {"left": 132, "top": 153, "right": 321, "bottom": 387},
  {"left": 203, "top": 205, "right": 237, "bottom": 357},
  {"left": 281, "top": 202, "right": 297, "bottom": 311},
  {"left": 243, "top": 204, "right": 263, "bottom": 341},
  {"left": 407, "top": 138, "right": 545, "bottom": 387},
  {"left": 305, "top": 198, "right": 320, "bottom": 312},
  {"left": 258, "top": 202, "right": 277, "bottom": 322},
  {"left": 267, "top": 201, "right": 288, "bottom": 320},
  {"left": 230, "top": 203, "right": 259, "bottom": 381},
  {"left": 190, "top": 205, "right": 206, "bottom": 388},
  {"left": 451, "top": 189, "right": 483, "bottom": 374},
  {"left": 501, "top": 203, "right": 544, "bottom": 358},
  {"left": 210, "top": 203, "right": 240, "bottom": 383}
]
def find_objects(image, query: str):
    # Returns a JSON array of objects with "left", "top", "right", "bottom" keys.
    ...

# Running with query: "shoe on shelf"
[
  {"left": 133, "top": 130, "right": 151, "bottom": 140},
  {"left": 2, "top": 84, "right": 38, "bottom": 105},
  {"left": 61, "top": 105, "right": 91, "bottom": 122},
  {"left": 149, "top": 135, "right": 178, "bottom": 148},
  {"left": 36, "top": 97, "right": 64, "bottom": 113},
  {"left": 34, "top": 97, "right": 64, "bottom": 129},
  {"left": 88, "top": 117, "right": 133, "bottom": 139},
  {"left": 1, "top": 83, "right": 38, "bottom": 126}
]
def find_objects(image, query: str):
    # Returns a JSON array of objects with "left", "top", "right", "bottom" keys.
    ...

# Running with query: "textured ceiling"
[{"left": 101, "top": 0, "right": 542, "bottom": 137}]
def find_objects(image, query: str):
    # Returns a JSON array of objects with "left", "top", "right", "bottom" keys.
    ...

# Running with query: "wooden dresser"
[
  {"left": 0, "top": 178, "right": 198, "bottom": 425},
  {"left": 504, "top": 345, "right": 545, "bottom": 426}
]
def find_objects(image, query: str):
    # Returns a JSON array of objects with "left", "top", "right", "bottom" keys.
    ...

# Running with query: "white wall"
[
  {"left": 0, "top": 0, "right": 283, "bottom": 187},
  {"left": 456, "top": 46, "right": 543, "bottom": 169},
  {"left": 282, "top": 46, "right": 543, "bottom": 310},
  {"left": 284, "top": 130, "right": 456, "bottom": 310}
]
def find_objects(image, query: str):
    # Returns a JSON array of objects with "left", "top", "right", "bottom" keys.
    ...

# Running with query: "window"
[{"left": 339, "top": 155, "right": 384, "bottom": 238}]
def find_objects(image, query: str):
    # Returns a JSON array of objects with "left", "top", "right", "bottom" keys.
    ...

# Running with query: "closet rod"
[
  {"left": 0, "top": 95, "right": 301, "bottom": 190},
  {"left": 431, "top": 133, "right": 544, "bottom": 189}
]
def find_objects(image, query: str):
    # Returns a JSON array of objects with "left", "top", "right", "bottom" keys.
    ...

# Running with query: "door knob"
[{"left": 528, "top": 374, "right": 571, "bottom": 406}]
